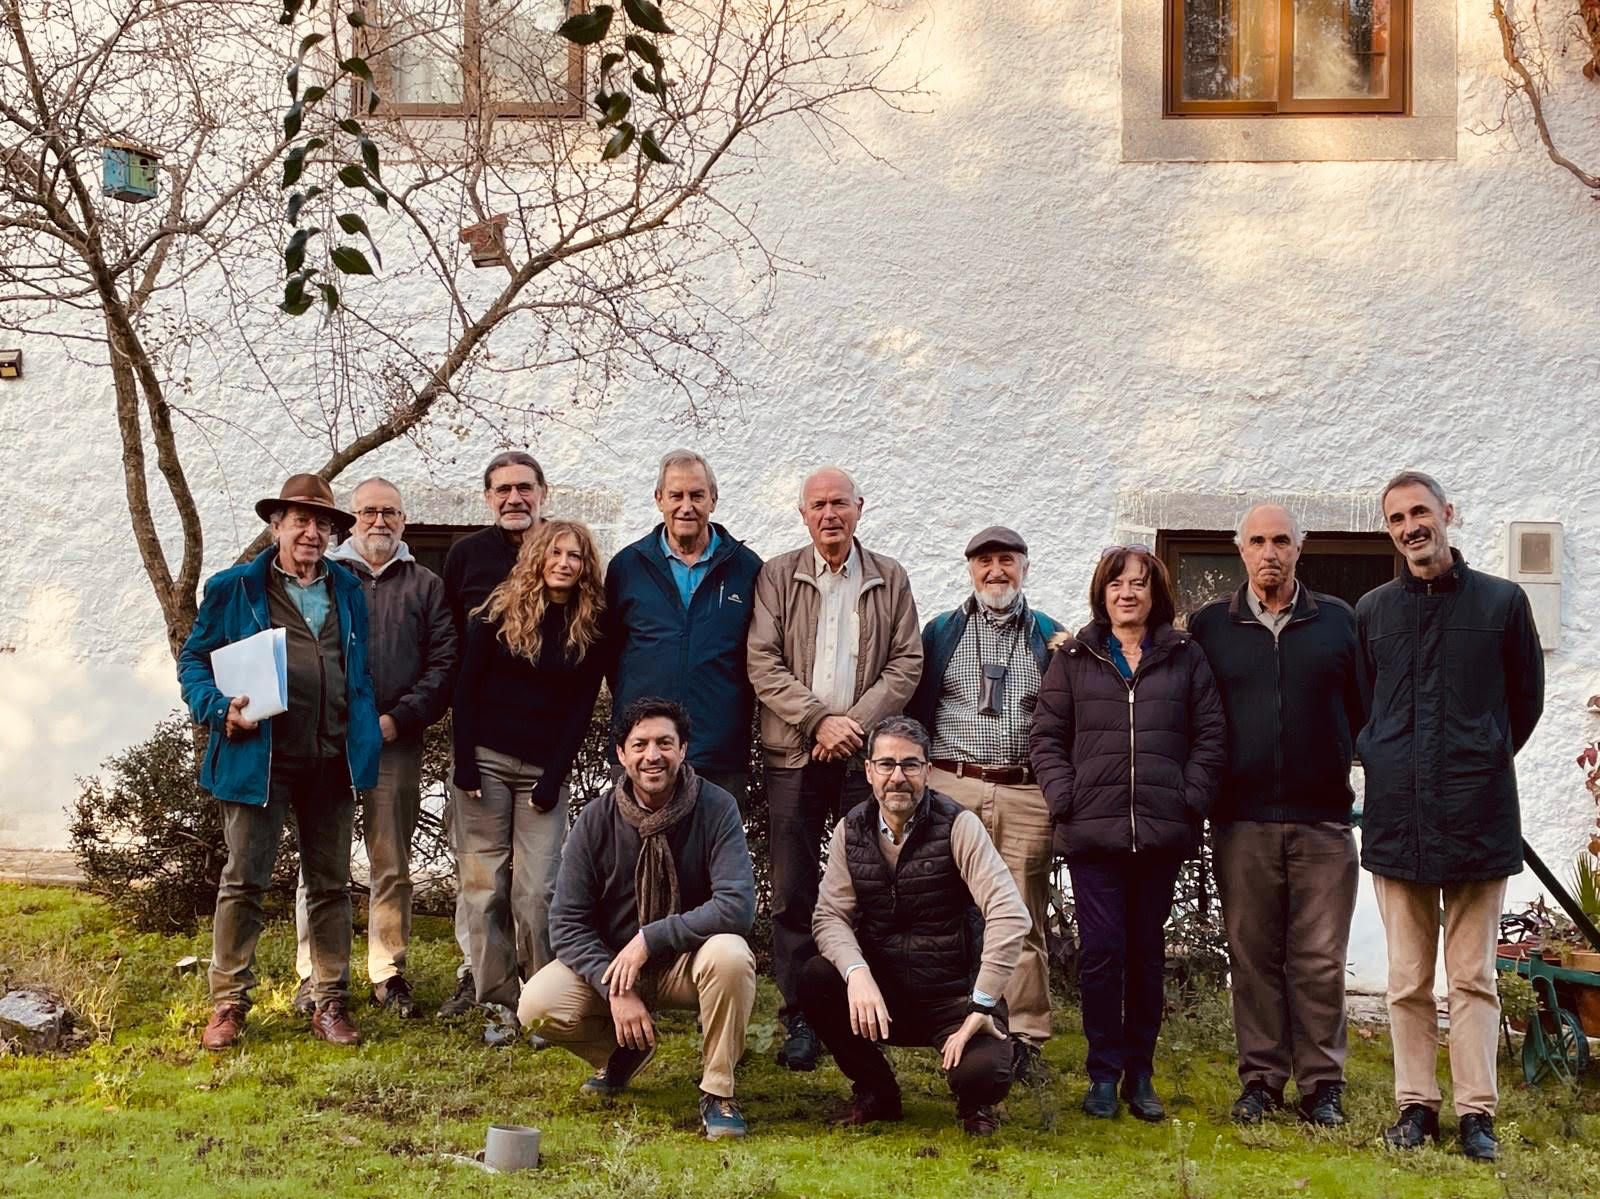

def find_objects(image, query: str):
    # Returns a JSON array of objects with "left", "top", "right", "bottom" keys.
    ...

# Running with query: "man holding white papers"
[{"left": 178, "top": 473, "right": 381, "bottom": 1051}]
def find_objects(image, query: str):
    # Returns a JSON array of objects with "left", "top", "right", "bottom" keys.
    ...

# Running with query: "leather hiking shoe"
[
  {"left": 1081, "top": 1081, "right": 1119, "bottom": 1119},
  {"left": 1458, "top": 1113, "right": 1498, "bottom": 1162},
  {"left": 1298, "top": 1082, "right": 1346, "bottom": 1128},
  {"left": 579, "top": 1042, "right": 657, "bottom": 1100},
  {"left": 1383, "top": 1104, "right": 1440, "bottom": 1150},
  {"left": 1231, "top": 1080, "right": 1284, "bottom": 1125},
  {"left": 201, "top": 1003, "right": 247, "bottom": 1051},
  {"left": 311, "top": 999, "right": 362, "bottom": 1046},
  {"left": 436, "top": 970, "right": 477, "bottom": 1020},
  {"left": 1011, "top": 1037, "right": 1046, "bottom": 1086},
  {"left": 291, "top": 977, "right": 315, "bottom": 1017},
  {"left": 700, "top": 1092, "right": 748, "bottom": 1140},
  {"left": 775, "top": 1015, "right": 821, "bottom": 1071},
  {"left": 372, "top": 975, "right": 421, "bottom": 1019},
  {"left": 833, "top": 1089, "right": 903, "bottom": 1127},
  {"left": 960, "top": 1104, "right": 1002, "bottom": 1137},
  {"left": 1121, "top": 1075, "right": 1166, "bottom": 1123}
]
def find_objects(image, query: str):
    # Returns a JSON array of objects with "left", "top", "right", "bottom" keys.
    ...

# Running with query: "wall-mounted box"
[
  {"left": 102, "top": 141, "right": 161, "bottom": 203},
  {"left": 0, "top": 349, "right": 19, "bottom": 379},
  {"left": 1508, "top": 521, "right": 1562, "bottom": 651}
]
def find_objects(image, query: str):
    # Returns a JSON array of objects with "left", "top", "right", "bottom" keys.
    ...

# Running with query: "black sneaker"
[
  {"left": 579, "top": 1042, "right": 657, "bottom": 1100},
  {"left": 1383, "top": 1104, "right": 1440, "bottom": 1150},
  {"left": 1458, "top": 1113, "right": 1498, "bottom": 1162},
  {"left": 1297, "top": 1082, "right": 1346, "bottom": 1128},
  {"left": 372, "top": 975, "right": 422, "bottom": 1019},
  {"left": 1011, "top": 1037, "right": 1046, "bottom": 1086},
  {"left": 291, "top": 977, "right": 315, "bottom": 1017},
  {"left": 1231, "top": 1080, "right": 1283, "bottom": 1125},
  {"left": 436, "top": 970, "right": 476, "bottom": 1020},
  {"left": 775, "top": 1015, "right": 821, "bottom": 1071}
]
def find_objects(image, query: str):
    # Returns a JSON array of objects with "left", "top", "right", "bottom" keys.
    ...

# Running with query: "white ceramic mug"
[{"left": 484, "top": 1124, "right": 541, "bottom": 1172}]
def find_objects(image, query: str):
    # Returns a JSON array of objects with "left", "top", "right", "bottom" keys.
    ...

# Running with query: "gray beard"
[{"left": 974, "top": 585, "right": 1021, "bottom": 613}]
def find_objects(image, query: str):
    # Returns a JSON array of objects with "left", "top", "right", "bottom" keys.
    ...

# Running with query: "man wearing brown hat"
[
  {"left": 907, "top": 526, "right": 1062, "bottom": 1080},
  {"left": 178, "top": 474, "right": 383, "bottom": 1050}
]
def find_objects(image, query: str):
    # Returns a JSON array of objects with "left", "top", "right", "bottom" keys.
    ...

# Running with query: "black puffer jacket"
[
  {"left": 1356, "top": 550, "right": 1544, "bottom": 884},
  {"left": 1029, "top": 622, "right": 1226, "bottom": 860}
]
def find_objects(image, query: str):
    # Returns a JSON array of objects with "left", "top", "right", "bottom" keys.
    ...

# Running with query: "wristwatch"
[{"left": 968, "top": 998, "right": 999, "bottom": 1018}]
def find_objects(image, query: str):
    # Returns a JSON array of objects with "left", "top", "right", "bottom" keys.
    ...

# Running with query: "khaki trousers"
[
  {"left": 930, "top": 767, "right": 1054, "bottom": 1043},
  {"left": 1372, "top": 873, "right": 1508, "bottom": 1117},
  {"left": 518, "top": 934, "right": 756, "bottom": 1098}
]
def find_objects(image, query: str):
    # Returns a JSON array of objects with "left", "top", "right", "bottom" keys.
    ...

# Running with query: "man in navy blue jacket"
[{"left": 605, "top": 450, "right": 763, "bottom": 802}]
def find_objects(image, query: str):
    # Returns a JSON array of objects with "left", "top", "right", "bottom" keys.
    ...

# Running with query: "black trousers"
[
  {"left": 766, "top": 760, "right": 874, "bottom": 1018},
  {"left": 798, "top": 955, "right": 1013, "bottom": 1113},
  {"left": 1069, "top": 850, "right": 1185, "bottom": 1084}
]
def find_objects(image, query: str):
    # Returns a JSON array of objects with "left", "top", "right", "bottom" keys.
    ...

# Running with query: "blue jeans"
[{"left": 1069, "top": 851, "right": 1185, "bottom": 1084}]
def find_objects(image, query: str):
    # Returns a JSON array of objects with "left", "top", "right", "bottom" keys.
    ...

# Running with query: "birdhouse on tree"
[
  {"left": 459, "top": 214, "right": 510, "bottom": 268},
  {"left": 101, "top": 141, "right": 162, "bottom": 204}
]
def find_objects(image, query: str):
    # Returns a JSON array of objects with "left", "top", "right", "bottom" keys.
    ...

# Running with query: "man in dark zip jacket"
[
  {"left": 1357, "top": 471, "right": 1544, "bottom": 1163},
  {"left": 605, "top": 450, "right": 763, "bottom": 801},
  {"left": 1189, "top": 504, "right": 1367, "bottom": 1129}
]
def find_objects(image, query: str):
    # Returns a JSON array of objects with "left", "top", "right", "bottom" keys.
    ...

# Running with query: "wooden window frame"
[
  {"left": 1165, "top": 0, "right": 1410, "bottom": 116},
  {"left": 361, "top": 0, "right": 587, "bottom": 121},
  {"left": 1157, "top": 529, "right": 1399, "bottom": 622}
]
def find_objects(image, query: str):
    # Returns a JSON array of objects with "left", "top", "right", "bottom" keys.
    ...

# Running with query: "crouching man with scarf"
[{"left": 519, "top": 698, "right": 757, "bottom": 1140}]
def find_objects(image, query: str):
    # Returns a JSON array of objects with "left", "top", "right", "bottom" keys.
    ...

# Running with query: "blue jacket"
[
  {"left": 907, "top": 599, "right": 1062, "bottom": 733},
  {"left": 604, "top": 524, "right": 763, "bottom": 773},
  {"left": 178, "top": 548, "right": 382, "bottom": 805}
]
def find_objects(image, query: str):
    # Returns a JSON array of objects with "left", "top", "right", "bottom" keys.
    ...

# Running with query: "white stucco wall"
[{"left": 3, "top": 2, "right": 1599, "bottom": 990}]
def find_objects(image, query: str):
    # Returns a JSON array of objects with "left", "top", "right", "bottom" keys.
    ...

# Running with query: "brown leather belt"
[{"left": 929, "top": 759, "right": 1033, "bottom": 785}]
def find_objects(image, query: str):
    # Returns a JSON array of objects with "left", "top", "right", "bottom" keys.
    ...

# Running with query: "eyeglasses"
[
  {"left": 1101, "top": 543, "right": 1153, "bottom": 557},
  {"left": 356, "top": 507, "right": 403, "bottom": 522},
  {"left": 867, "top": 757, "right": 928, "bottom": 776},
  {"left": 490, "top": 482, "right": 540, "bottom": 499}
]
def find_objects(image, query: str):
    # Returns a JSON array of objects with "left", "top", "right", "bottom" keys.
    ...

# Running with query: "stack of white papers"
[{"left": 211, "top": 628, "right": 288, "bottom": 722}]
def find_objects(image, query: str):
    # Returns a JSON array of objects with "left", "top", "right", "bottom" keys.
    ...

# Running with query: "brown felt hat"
[
  {"left": 254, "top": 473, "right": 356, "bottom": 533},
  {"left": 964, "top": 525, "right": 1028, "bottom": 558}
]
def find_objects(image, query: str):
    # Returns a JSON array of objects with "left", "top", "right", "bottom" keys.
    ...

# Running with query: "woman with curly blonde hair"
[{"left": 453, "top": 519, "right": 610, "bottom": 1038}]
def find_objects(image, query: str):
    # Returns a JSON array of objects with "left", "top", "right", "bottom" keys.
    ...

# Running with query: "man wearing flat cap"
[
  {"left": 907, "top": 526, "right": 1061, "bottom": 1079},
  {"left": 178, "top": 473, "right": 382, "bottom": 1051}
]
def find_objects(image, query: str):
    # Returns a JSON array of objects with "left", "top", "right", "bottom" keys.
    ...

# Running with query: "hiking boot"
[
  {"left": 1231, "top": 1079, "right": 1284, "bottom": 1125},
  {"left": 579, "top": 1042, "right": 657, "bottom": 1100},
  {"left": 482, "top": 1003, "right": 520, "bottom": 1047},
  {"left": 1298, "top": 1082, "right": 1346, "bottom": 1128},
  {"left": 700, "top": 1092, "right": 748, "bottom": 1140},
  {"left": 1121, "top": 1074, "right": 1166, "bottom": 1123},
  {"left": 832, "top": 1088, "right": 903, "bottom": 1127},
  {"left": 372, "top": 975, "right": 421, "bottom": 1019},
  {"left": 1081, "top": 1081, "right": 1119, "bottom": 1118},
  {"left": 1458, "top": 1113, "right": 1498, "bottom": 1162},
  {"left": 311, "top": 999, "right": 362, "bottom": 1046},
  {"left": 1383, "top": 1104, "right": 1440, "bottom": 1150},
  {"left": 1011, "top": 1037, "right": 1045, "bottom": 1086},
  {"left": 436, "top": 970, "right": 477, "bottom": 1019},
  {"left": 291, "top": 977, "right": 315, "bottom": 1017},
  {"left": 201, "top": 1002, "right": 247, "bottom": 1051},
  {"left": 775, "top": 1014, "right": 821, "bottom": 1071},
  {"left": 960, "top": 1104, "right": 1001, "bottom": 1136}
]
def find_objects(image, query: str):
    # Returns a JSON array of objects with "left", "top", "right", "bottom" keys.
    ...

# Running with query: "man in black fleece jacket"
[
  {"left": 1189, "top": 503, "right": 1367, "bottom": 1131},
  {"left": 518, "top": 699, "right": 756, "bottom": 1141}
]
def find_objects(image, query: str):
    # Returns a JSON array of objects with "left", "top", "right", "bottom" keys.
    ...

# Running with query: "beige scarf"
[{"left": 613, "top": 763, "right": 701, "bottom": 1001}]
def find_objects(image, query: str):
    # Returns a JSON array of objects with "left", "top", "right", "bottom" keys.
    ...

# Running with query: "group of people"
[{"left": 177, "top": 455, "right": 1544, "bottom": 1158}]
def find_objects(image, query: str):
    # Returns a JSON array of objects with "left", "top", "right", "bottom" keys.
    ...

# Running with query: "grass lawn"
[{"left": 2, "top": 883, "right": 1597, "bottom": 1199}]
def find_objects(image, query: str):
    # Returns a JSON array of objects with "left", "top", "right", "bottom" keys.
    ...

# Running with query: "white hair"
[
  {"left": 798, "top": 466, "right": 861, "bottom": 508},
  {"left": 1233, "top": 503, "right": 1305, "bottom": 548},
  {"left": 655, "top": 448, "right": 718, "bottom": 501}
]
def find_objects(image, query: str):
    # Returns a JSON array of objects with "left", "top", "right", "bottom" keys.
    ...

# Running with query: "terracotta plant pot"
[
  {"left": 1575, "top": 986, "right": 1600, "bottom": 1038},
  {"left": 1568, "top": 949, "right": 1600, "bottom": 973},
  {"left": 1497, "top": 942, "right": 1533, "bottom": 962}
]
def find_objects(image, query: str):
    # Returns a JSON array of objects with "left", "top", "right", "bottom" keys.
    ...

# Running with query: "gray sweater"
[{"left": 548, "top": 778, "right": 755, "bottom": 993}]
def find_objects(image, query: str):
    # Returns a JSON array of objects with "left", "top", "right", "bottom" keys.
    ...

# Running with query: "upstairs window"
[{"left": 1168, "top": 0, "right": 1408, "bottom": 115}]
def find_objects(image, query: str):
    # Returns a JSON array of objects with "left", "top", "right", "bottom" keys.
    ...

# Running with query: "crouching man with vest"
[{"left": 800, "top": 714, "right": 1030, "bottom": 1136}]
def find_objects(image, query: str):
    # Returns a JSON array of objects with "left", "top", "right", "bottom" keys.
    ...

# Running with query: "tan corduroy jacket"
[{"left": 746, "top": 540, "right": 923, "bottom": 769}]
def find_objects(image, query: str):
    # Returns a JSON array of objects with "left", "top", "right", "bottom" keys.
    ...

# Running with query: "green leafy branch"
[{"left": 556, "top": 0, "right": 676, "bottom": 163}]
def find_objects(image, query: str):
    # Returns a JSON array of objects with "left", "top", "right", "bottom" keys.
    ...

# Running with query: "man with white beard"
[{"left": 907, "top": 527, "right": 1062, "bottom": 1079}]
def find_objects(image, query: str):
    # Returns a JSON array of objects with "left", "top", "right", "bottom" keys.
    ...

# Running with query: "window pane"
[
  {"left": 1292, "top": 0, "right": 1392, "bottom": 99},
  {"left": 1181, "top": 0, "right": 1279, "bottom": 101},
  {"left": 480, "top": 0, "right": 575, "bottom": 107},
  {"left": 1173, "top": 552, "right": 1245, "bottom": 624},
  {"left": 1296, "top": 549, "right": 1396, "bottom": 608},
  {"left": 388, "top": 0, "right": 466, "bottom": 106}
]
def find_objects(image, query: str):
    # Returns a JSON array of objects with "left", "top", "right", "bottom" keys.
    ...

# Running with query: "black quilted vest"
[{"left": 844, "top": 788, "right": 982, "bottom": 1001}]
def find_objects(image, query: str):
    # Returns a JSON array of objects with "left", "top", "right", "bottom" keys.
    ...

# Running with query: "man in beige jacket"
[{"left": 747, "top": 466, "right": 923, "bottom": 1071}]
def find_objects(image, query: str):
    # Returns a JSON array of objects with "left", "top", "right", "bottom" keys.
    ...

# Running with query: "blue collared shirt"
[
  {"left": 273, "top": 557, "right": 331, "bottom": 636},
  {"left": 660, "top": 525, "right": 720, "bottom": 608}
]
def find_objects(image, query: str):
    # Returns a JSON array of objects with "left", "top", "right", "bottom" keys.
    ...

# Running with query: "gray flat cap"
[{"left": 964, "top": 525, "right": 1028, "bottom": 558}]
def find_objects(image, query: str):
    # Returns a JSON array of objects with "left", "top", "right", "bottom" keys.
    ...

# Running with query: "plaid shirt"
[{"left": 929, "top": 596, "right": 1041, "bottom": 766}]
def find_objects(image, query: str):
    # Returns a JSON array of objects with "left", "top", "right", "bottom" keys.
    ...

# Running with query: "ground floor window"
[{"left": 1158, "top": 530, "right": 1397, "bottom": 624}]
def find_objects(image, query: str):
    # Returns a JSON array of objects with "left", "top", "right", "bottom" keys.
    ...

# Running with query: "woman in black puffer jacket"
[{"left": 1028, "top": 546, "right": 1225, "bottom": 1123}]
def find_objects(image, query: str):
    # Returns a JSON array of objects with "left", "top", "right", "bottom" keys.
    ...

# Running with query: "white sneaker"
[{"left": 483, "top": 1002, "right": 520, "bottom": 1047}]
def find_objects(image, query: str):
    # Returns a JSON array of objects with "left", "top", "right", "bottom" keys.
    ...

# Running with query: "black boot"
[
  {"left": 1081, "top": 1081, "right": 1119, "bottom": 1118},
  {"left": 1121, "top": 1074, "right": 1166, "bottom": 1122},
  {"left": 1383, "top": 1104, "right": 1440, "bottom": 1150},
  {"left": 1458, "top": 1113, "right": 1498, "bottom": 1162}
]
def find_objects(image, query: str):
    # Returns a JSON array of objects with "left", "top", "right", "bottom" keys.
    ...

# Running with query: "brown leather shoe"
[
  {"left": 201, "top": 1002, "right": 247, "bottom": 1051},
  {"left": 833, "top": 1089, "right": 903, "bottom": 1127},
  {"left": 311, "top": 999, "right": 362, "bottom": 1046}
]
